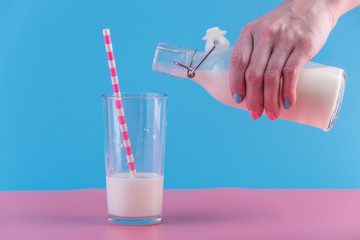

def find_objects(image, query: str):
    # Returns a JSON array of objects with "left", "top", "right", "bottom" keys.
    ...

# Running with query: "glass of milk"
[{"left": 102, "top": 92, "right": 167, "bottom": 225}]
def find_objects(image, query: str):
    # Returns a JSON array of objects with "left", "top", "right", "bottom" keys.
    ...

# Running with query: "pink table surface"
[{"left": 1, "top": 189, "right": 360, "bottom": 240}]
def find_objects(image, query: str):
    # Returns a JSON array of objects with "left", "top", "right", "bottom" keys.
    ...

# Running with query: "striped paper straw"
[{"left": 103, "top": 29, "right": 136, "bottom": 178}]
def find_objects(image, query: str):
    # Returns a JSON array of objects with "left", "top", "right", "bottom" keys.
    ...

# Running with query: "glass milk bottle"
[{"left": 152, "top": 27, "right": 346, "bottom": 131}]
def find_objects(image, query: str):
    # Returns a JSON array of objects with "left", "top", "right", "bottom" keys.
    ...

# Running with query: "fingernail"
[
  {"left": 267, "top": 111, "right": 276, "bottom": 121},
  {"left": 284, "top": 99, "right": 291, "bottom": 110},
  {"left": 249, "top": 111, "right": 260, "bottom": 120},
  {"left": 233, "top": 93, "right": 243, "bottom": 104}
]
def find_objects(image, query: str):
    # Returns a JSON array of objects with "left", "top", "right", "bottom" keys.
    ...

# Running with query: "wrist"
[
  {"left": 282, "top": 0, "right": 340, "bottom": 27},
  {"left": 323, "top": 0, "right": 360, "bottom": 19}
]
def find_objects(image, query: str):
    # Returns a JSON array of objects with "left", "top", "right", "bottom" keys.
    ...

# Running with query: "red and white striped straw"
[{"left": 103, "top": 29, "right": 136, "bottom": 178}]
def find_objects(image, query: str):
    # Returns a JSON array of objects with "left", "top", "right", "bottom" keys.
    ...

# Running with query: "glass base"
[{"left": 108, "top": 214, "right": 162, "bottom": 226}]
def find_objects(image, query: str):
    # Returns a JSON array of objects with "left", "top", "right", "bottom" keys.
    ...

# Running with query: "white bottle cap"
[
  {"left": 202, "top": 27, "right": 230, "bottom": 52},
  {"left": 202, "top": 27, "right": 227, "bottom": 40}
]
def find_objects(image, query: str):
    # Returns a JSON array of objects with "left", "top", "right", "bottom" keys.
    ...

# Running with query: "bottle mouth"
[
  {"left": 152, "top": 43, "right": 194, "bottom": 79},
  {"left": 324, "top": 70, "right": 346, "bottom": 131}
]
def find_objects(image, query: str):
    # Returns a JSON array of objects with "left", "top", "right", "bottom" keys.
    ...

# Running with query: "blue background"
[{"left": 0, "top": 0, "right": 360, "bottom": 190}]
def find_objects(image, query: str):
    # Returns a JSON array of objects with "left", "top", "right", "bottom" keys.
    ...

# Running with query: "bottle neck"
[
  {"left": 153, "top": 43, "right": 234, "bottom": 79},
  {"left": 153, "top": 43, "right": 205, "bottom": 79}
]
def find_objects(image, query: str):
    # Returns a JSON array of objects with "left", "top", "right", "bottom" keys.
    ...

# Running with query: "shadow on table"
[
  {"left": 163, "top": 209, "right": 272, "bottom": 225},
  {"left": 106, "top": 222, "right": 163, "bottom": 240}
]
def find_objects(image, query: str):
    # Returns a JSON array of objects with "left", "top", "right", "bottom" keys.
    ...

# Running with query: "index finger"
[{"left": 229, "top": 27, "right": 253, "bottom": 104}]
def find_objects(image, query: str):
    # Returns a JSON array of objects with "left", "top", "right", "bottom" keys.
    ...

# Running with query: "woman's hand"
[{"left": 229, "top": 0, "right": 350, "bottom": 120}]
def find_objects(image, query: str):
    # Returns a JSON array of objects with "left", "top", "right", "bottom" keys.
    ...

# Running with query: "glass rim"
[{"left": 102, "top": 92, "right": 168, "bottom": 99}]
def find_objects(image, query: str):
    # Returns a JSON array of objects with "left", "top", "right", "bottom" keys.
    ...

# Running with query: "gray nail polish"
[
  {"left": 233, "top": 93, "right": 243, "bottom": 104},
  {"left": 284, "top": 99, "right": 291, "bottom": 110}
]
